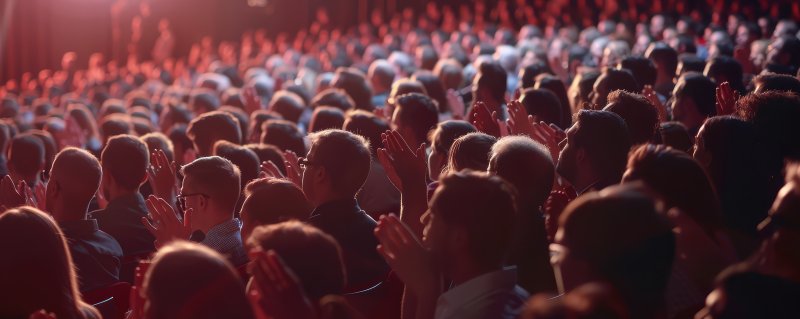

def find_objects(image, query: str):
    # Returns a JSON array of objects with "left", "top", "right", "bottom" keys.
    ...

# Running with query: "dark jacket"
[{"left": 60, "top": 219, "right": 123, "bottom": 292}]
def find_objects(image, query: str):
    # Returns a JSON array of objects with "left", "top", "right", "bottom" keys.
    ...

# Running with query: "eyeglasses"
[
  {"left": 177, "top": 193, "right": 209, "bottom": 212},
  {"left": 298, "top": 157, "right": 316, "bottom": 170}
]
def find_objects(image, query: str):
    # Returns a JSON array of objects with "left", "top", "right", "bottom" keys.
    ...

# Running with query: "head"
[
  {"left": 766, "top": 35, "right": 800, "bottom": 75},
  {"left": 672, "top": 72, "right": 717, "bottom": 133},
  {"left": 179, "top": 156, "right": 241, "bottom": 232},
  {"left": 189, "top": 90, "right": 221, "bottom": 114},
  {"left": 557, "top": 110, "right": 631, "bottom": 192},
  {"left": 302, "top": 130, "right": 371, "bottom": 206},
  {"left": 472, "top": 61, "right": 507, "bottom": 105},
  {"left": 248, "top": 110, "right": 283, "bottom": 144},
  {"left": 489, "top": 136, "right": 554, "bottom": 210},
  {"left": 342, "top": 110, "right": 390, "bottom": 157},
  {"left": 603, "top": 90, "right": 659, "bottom": 145},
  {"left": 143, "top": 241, "right": 253, "bottom": 319},
  {"left": 645, "top": 43, "right": 679, "bottom": 82},
  {"left": 428, "top": 121, "right": 476, "bottom": 181},
  {"left": 699, "top": 264, "right": 800, "bottom": 319},
  {"left": 248, "top": 221, "right": 345, "bottom": 299},
  {"left": 141, "top": 132, "right": 175, "bottom": 163},
  {"left": 533, "top": 75, "right": 572, "bottom": 129},
  {"left": 619, "top": 56, "right": 657, "bottom": 91},
  {"left": 240, "top": 178, "right": 312, "bottom": 242},
  {"left": 187, "top": 111, "right": 242, "bottom": 157},
  {"left": 7, "top": 134, "right": 45, "bottom": 185},
  {"left": 47, "top": 148, "right": 102, "bottom": 221},
  {"left": 100, "top": 135, "right": 149, "bottom": 199},
  {"left": 391, "top": 93, "right": 439, "bottom": 147},
  {"left": 589, "top": 68, "right": 638, "bottom": 109},
  {"left": 423, "top": 171, "right": 517, "bottom": 279},
  {"left": 100, "top": 114, "right": 133, "bottom": 144},
  {"left": 268, "top": 91, "right": 305, "bottom": 123},
  {"left": 259, "top": 119, "right": 306, "bottom": 155},
  {"left": 704, "top": 56, "right": 745, "bottom": 93},
  {"left": 412, "top": 72, "right": 449, "bottom": 113},
  {"left": 387, "top": 79, "right": 427, "bottom": 106},
  {"left": 309, "top": 106, "right": 345, "bottom": 133},
  {"left": 368, "top": 59, "right": 396, "bottom": 94},
  {"left": 677, "top": 54, "right": 707, "bottom": 76},
  {"left": 311, "top": 88, "right": 355, "bottom": 112},
  {"left": 212, "top": 141, "right": 260, "bottom": 190},
  {"left": 519, "top": 88, "right": 563, "bottom": 127},
  {"left": 331, "top": 67, "right": 373, "bottom": 111},
  {"left": 735, "top": 91, "right": 800, "bottom": 163},
  {"left": 519, "top": 62, "right": 553, "bottom": 90},
  {"left": 554, "top": 183, "right": 674, "bottom": 317},
  {"left": 752, "top": 73, "right": 800, "bottom": 95},
  {"left": 447, "top": 132, "right": 497, "bottom": 174}
]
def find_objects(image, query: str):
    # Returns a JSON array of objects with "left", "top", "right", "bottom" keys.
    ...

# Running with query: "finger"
[{"left": 141, "top": 216, "right": 158, "bottom": 234}]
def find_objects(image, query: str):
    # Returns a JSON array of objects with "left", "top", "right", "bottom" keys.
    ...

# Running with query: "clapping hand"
[
  {"left": 141, "top": 195, "right": 192, "bottom": 249},
  {"left": 377, "top": 130, "right": 427, "bottom": 193},
  {"left": 507, "top": 100, "right": 534, "bottom": 136},
  {"left": 28, "top": 310, "right": 57, "bottom": 319},
  {"left": 243, "top": 86, "right": 264, "bottom": 115},
  {"left": 0, "top": 175, "right": 31, "bottom": 211},
  {"left": 147, "top": 149, "right": 178, "bottom": 202},
  {"left": 529, "top": 121, "right": 564, "bottom": 165},
  {"left": 446, "top": 89, "right": 466, "bottom": 120},
  {"left": 374, "top": 214, "right": 439, "bottom": 296},
  {"left": 247, "top": 249, "right": 315, "bottom": 319},
  {"left": 642, "top": 85, "right": 668, "bottom": 123},
  {"left": 716, "top": 81, "right": 739, "bottom": 116},
  {"left": 470, "top": 101, "right": 501, "bottom": 137}
]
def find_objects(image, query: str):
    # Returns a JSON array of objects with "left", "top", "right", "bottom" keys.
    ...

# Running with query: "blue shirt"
[{"left": 201, "top": 218, "right": 248, "bottom": 266}]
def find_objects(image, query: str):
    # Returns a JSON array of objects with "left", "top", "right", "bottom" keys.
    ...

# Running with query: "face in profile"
[{"left": 556, "top": 123, "right": 580, "bottom": 185}]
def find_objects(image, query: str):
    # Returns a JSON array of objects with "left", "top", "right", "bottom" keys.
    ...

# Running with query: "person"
[
  {"left": 671, "top": 72, "right": 717, "bottom": 136},
  {"left": 696, "top": 265, "right": 800, "bottom": 319},
  {"left": 331, "top": 67, "right": 373, "bottom": 111},
  {"left": 308, "top": 106, "right": 346, "bottom": 133},
  {"left": 143, "top": 156, "right": 249, "bottom": 266},
  {"left": 551, "top": 183, "right": 675, "bottom": 319},
  {"left": 645, "top": 43, "right": 679, "bottom": 97},
  {"left": 427, "top": 120, "right": 476, "bottom": 182},
  {"left": 557, "top": 110, "right": 631, "bottom": 194},
  {"left": 764, "top": 35, "right": 800, "bottom": 75},
  {"left": 260, "top": 119, "right": 307, "bottom": 156},
  {"left": 391, "top": 93, "right": 439, "bottom": 150},
  {"left": 213, "top": 140, "right": 260, "bottom": 191},
  {"left": 245, "top": 143, "right": 287, "bottom": 175},
  {"left": 446, "top": 132, "right": 497, "bottom": 174},
  {"left": 588, "top": 68, "right": 638, "bottom": 109},
  {"left": 48, "top": 148, "right": 123, "bottom": 292},
  {"left": 533, "top": 75, "right": 572, "bottom": 129},
  {"left": 91, "top": 135, "right": 155, "bottom": 263},
  {"left": 186, "top": 110, "right": 242, "bottom": 157},
  {"left": 140, "top": 241, "right": 253, "bottom": 319},
  {"left": 269, "top": 90, "right": 306, "bottom": 124},
  {"left": 413, "top": 72, "right": 449, "bottom": 114},
  {"left": 602, "top": 90, "right": 659, "bottom": 145},
  {"left": 471, "top": 62, "right": 508, "bottom": 120},
  {"left": 311, "top": 88, "right": 356, "bottom": 112},
  {"left": 239, "top": 177, "right": 312, "bottom": 242},
  {"left": 488, "top": 136, "right": 556, "bottom": 295},
  {"left": 375, "top": 171, "right": 528, "bottom": 319},
  {"left": 302, "top": 129, "right": 388, "bottom": 289},
  {"left": 0, "top": 207, "right": 101, "bottom": 319},
  {"left": 369, "top": 60, "right": 396, "bottom": 108},
  {"left": 704, "top": 56, "right": 745, "bottom": 94},
  {"left": 7, "top": 133, "right": 46, "bottom": 187},
  {"left": 518, "top": 88, "right": 563, "bottom": 128},
  {"left": 619, "top": 56, "right": 657, "bottom": 92},
  {"left": 752, "top": 72, "right": 800, "bottom": 95},
  {"left": 521, "top": 282, "right": 629, "bottom": 319}
]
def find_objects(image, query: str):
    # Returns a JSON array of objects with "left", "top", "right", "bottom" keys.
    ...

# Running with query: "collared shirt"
[
  {"left": 90, "top": 192, "right": 155, "bottom": 257},
  {"left": 201, "top": 218, "right": 248, "bottom": 266},
  {"left": 60, "top": 219, "right": 124, "bottom": 292},
  {"left": 308, "top": 198, "right": 389, "bottom": 291},
  {"left": 435, "top": 267, "right": 529, "bottom": 319}
]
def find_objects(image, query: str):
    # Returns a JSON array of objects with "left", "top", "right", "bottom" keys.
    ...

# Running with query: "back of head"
[
  {"left": 248, "top": 221, "right": 345, "bottom": 300},
  {"left": 735, "top": 91, "right": 800, "bottom": 161},
  {"left": 269, "top": 91, "right": 305, "bottom": 123},
  {"left": 597, "top": 68, "right": 639, "bottom": 101},
  {"left": 645, "top": 42, "right": 679, "bottom": 75},
  {"left": 101, "top": 134, "right": 149, "bottom": 192},
  {"left": 430, "top": 120, "right": 477, "bottom": 157},
  {"left": 49, "top": 148, "right": 102, "bottom": 216},
  {"left": 309, "top": 106, "right": 346, "bottom": 133},
  {"left": 181, "top": 156, "right": 241, "bottom": 215},
  {"left": 308, "top": 130, "right": 371, "bottom": 197},
  {"left": 619, "top": 56, "right": 657, "bottom": 91},
  {"left": 144, "top": 241, "right": 252, "bottom": 319},
  {"left": 675, "top": 72, "right": 717, "bottom": 118},
  {"left": 490, "top": 136, "right": 554, "bottom": 209},
  {"left": 213, "top": 141, "right": 260, "bottom": 189},
  {"left": 0, "top": 207, "right": 86, "bottom": 319},
  {"left": 141, "top": 132, "right": 175, "bottom": 163},
  {"left": 522, "top": 282, "right": 629, "bottom": 319},
  {"left": 28, "top": 130, "right": 57, "bottom": 176},
  {"left": 242, "top": 178, "right": 312, "bottom": 226},
  {"left": 431, "top": 171, "right": 518, "bottom": 269},
  {"left": 343, "top": 110, "right": 390, "bottom": 156},
  {"left": 332, "top": 67, "right": 373, "bottom": 111},
  {"left": 519, "top": 62, "right": 553, "bottom": 90},
  {"left": 248, "top": 110, "right": 283, "bottom": 143},
  {"left": 260, "top": 119, "right": 306, "bottom": 155},
  {"left": 244, "top": 143, "right": 286, "bottom": 175},
  {"left": 8, "top": 134, "right": 45, "bottom": 181},
  {"left": 368, "top": 59, "right": 396, "bottom": 92},
  {"left": 519, "top": 88, "right": 562, "bottom": 127},
  {"left": 654, "top": 121, "right": 693, "bottom": 153},
  {"left": 448, "top": 132, "right": 497, "bottom": 173},
  {"left": 219, "top": 106, "right": 250, "bottom": 143},
  {"left": 704, "top": 264, "right": 800, "bottom": 319},
  {"left": 573, "top": 110, "right": 631, "bottom": 183},
  {"left": 187, "top": 111, "right": 242, "bottom": 156},
  {"left": 603, "top": 90, "right": 659, "bottom": 145},
  {"left": 477, "top": 61, "right": 508, "bottom": 102},
  {"left": 704, "top": 56, "right": 745, "bottom": 92},
  {"left": 412, "top": 72, "right": 448, "bottom": 113},
  {"left": 678, "top": 54, "right": 707, "bottom": 75},
  {"left": 558, "top": 184, "right": 674, "bottom": 319},
  {"left": 393, "top": 93, "right": 439, "bottom": 145},
  {"left": 753, "top": 73, "right": 800, "bottom": 95},
  {"left": 388, "top": 79, "right": 427, "bottom": 105},
  {"left": 190, "top": 90, "right": 221, "bottom": 114},
  {"left": 311, "top": 88, "right": 355, "bottom": 112},
  {"left": 100, "top": 114, "right": 133, "bottom": 143},
  {"left": 534, "top": 75, "right": 572, "bottom": 128}
]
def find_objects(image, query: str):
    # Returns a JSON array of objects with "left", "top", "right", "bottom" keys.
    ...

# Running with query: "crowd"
[{"left": 2, "top": 0, "right": 800, "bottom": 318}]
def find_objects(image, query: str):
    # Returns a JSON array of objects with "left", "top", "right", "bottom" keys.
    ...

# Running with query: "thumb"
[{"left": 183, "top": 208, "right": 193, "bottom": 230}]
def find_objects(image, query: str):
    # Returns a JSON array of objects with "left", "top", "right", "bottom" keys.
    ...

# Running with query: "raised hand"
[
  {"left": 141, "top": 195, "right": 192, "bottom": 249},
  {"left": 507, "top": 100, "right": 534, "bottom": 136},
  {"left": 377, "top": 130, "right": 427, "bottom": 193},
  {"left": 716, "top": 81, "right": 739, "bottom": 116},
  {"left": 530, "top": 121, "right": 563, "bottom": 165},
  {"left": 281, "top": 151, "right": 302, "bottom": 187},
  {"left": 28, "top": 310, "right": 57, "bottom": 319},
  {"left": 247, "top": 249, "right": 315, "bottom": 319},
  {"left": 642, "top": 85, "right": 668, "bottom": 123},
  {"left": 446, "top": 89, "right": 466, "bottom": 120},
  {"left": 374, "top": 214, "right": 439, "bottom": 296},
  {"left": 147, "top": 149, "right": 178, "bottom": 202},
  {"left": 243, "top": 86, "right": 264, "bottom": 115},
  {"left": 260, "top": 160, "right": 286, "bottom": 180},
  {"left": 0, "top": 175, "right": 29, "bottom": 210},
  {"left": 470, "top": 101, "right": 501, "bottom": 137}
]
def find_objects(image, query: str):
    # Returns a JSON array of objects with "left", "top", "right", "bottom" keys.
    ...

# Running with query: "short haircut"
[
  {"left": 343, "top": 110, "right": 390, "bottom": 156},
  {"left": 490, "top": 136, "right": 554, "bottom": 208},
  {"left": 101, "top": 135, "right": 149, "bottom": 191},
  {"left": 388, "top": 79, "right": 427, "bottom": 105},
  {"left": 268, "top": 91, "right": 305, "bottom": 123},
  {"left": 50, "top": 148, "right": 102, "bottom": 214},
  {"left": 736, "top": 91, "right": 800, "bottom": 160},
  {"left": 704, "top": 56, "right": 745, "bottom": 92},
  {"left": 311, "top": 88, "right": 355, "bottom": 112},
  {"left": 646, "top": 42, "right": 679, "bottom": 76},
  {"left": 675, "top": 72, "right": 717, "bottom": 117},
  {"left": 309, "top": 106, "right": 345, "bottom": 133},
  {"left": 248, "top": 221, "right": 345, "bottom": 299},
  {"left": 429, "top": 120, "right": 477, "bottom": 156},
  {"left": 28, "top": 130, "right": 57, "bottom": 177},
  {"left": 186, "top": 111, "right": 242, "bottom": 156},
  {"left": 100, "top": 114, "right": 133, "bottom": 142},
  {"left": 573, "top": 110, "right": 631, "bottom": 182},
  {"left": 213, "top": 141, "right": 260, "bottom": 189},
  {"left": 242, "top": 178, "right": 312, "bottom": 226},
  {"left": 477, "top": 61, "right": 508, "bottom": 102},
  {"left": 604, "top": 90, "right": 659, "bottom": 145},
  {"left": 308, "top": 130, "right": 371, "bottom": 197},
  {"left": 189, "top": 90, "right": 221, "bottom": 114},
  {"left": 144, "top": 241, "right": 253, "bottom": 319},
  {"left": 8, "top": 134, "right": 45, "bottom": 179},
  {"left": 654, "top": 121, "right": 693, "bottom": 153},
  {"left": 559, "top": 184, "right": 674, "bottom": 319},
  {"left": 368, "top": 59, "right": 396, "bottom": 91},
  {"left": 248, "top": 110, "right": 283, "bottom": 143},
  {"left": 412, "top": 72, "right": 448, "bottom": 113},
  {"left": 519, "top": 88, "right": 562, "bottom": 127},
  {"left": 619, "top": 56, "right": 657, "bottom": 90},
  {"left": 534, "top": 75, "right": 572, "bottom": 129},
  {"left": 678, "top": 53, "right": 707, "bottom": 75},
  {"left": 393, "top": 93, "right": 439, "bottom": 145},
  {"left": 332, "top": 67, "right": 373, "bottom": 111},
  {"left": 753, "top": 73, "right": 800, "bottom": 95},
  {"left": 431, "top": 171, "right": 518, "bottom": 268},
  {"left": 519, "top": 62, "right": 553, "bottom": 90},
  {"left": 181, "top": 156, "right": 241, "bottom": 214},
  {"left": 260, "top": 119, "right": 306, "bottom": 155},
  {"left": 598, "top": 68, "right": 639, "bottom": 97},
  {"left": 243, "top": 143, "right": 286, "bottom": 175},
  {"left": 219, "top": 106, "right": 249, "bottom": 144},
  {"left": 141, "top": 132, "right": 175, "bottom": 163},
  {"left": 447, "top": 132, "right": 497, "bottom": 172}
]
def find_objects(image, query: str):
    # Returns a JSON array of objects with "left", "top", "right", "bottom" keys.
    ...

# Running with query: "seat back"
[{"left": 83, "top": 282, "right": 132, "bottom": 319}]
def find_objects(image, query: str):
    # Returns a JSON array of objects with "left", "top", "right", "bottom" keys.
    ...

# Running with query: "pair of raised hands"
[
  {"left": 259, "top": 150, "right": 302, "bottom": 187},
  {"left": 0, "top": 175, "right": 46, "bottom": 211},
  {"left": 247, "top": 249, "right": 316, "bottom": 319}
]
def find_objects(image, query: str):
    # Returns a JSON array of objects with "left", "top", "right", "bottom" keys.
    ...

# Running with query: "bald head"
[{"left": 47, "top": 148, "right": 102, "bottom": 220}]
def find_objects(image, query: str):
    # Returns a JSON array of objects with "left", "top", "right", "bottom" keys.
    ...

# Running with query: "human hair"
[
  {"left": 219, "top": 106, "right": 249, "bottom": 144},
  {"left": 619, "top": 56, "right": 657, "bottom": 91},
  {"left": 430, "top": 171, "right": 518, "bottom": 268},
  {"left": 429, "top": 120, "right": 476, "bottom": 157},
  {"left": 343, "top": 110, "right": 390, "bottom": 157},
  {"left": 752, "top": 73, "right": 800, "bottom": 95},
  {"left": 519, "top": 62, "right": 553, "bottom": 90},
  {"left": 243, "top": 143, "right": 286, "bottom": 175},
  {"left": 101, "top": 134, "right": 149, "bottom": 191},
  {"left": 180, "top": 156, "right": 241, "bottom": 215},
  {"left": 213, "top": 141, "right": 260, "bottom": 190},
  {"left": 490, "top": 136, "right": 554, "bottom": 209},
  {"left": 388, "top": 79, "right": 427, "bottom": 105},
  {"left": 476, "top": 61, "right": 508, "bottom": 102},
  {"left": 49, "top": 148, "right": 102, "bottom": 216},
  {"left": 704, "top": 56, "right": 745, "bottom": 93},
  {"left": 242, "top": 178, "right": 312, "bottom": 227},
  {"left": 645, "top": 42, "right": 679, "bottom": 76},
  {"left": 604, "top": 90, "right": 659, "bottom": 145},
  {"left": 268, "top": 90, "right": 305, "bottom": 123},
  {"left": 625, "top": 144, "right": 724, "bottom": 236},
  {"left": 309, "top": 106, "right": 345, "bottom": 133},
  {"left": 248, "top": 110, "right": 283, "bottom": 143},
  {"left": 8, "top": 133, "right": 45, "bottom": 180},
  {"left": 28, "top": 130, "right": 57, "bottom": 177},
  {"left": 534, "top": 74, "right": 572, "bottom": 128},
  {"left": 594, "top": 68, "right": 639, "bottom": 108},
  {"left": 260, "top": 119, "right": 306, "bottom": 155},
  {"left": 189, "top": 90, "right": 221, "bottom": 114},
  {"left": 412, "top": 72, "right": 448, "bottom": 113},
  {"left": 331, "top": 67, "right": 373, "bottom": 111},
  {"left": 311, "top": 88, "right": 355, "bottom": 112},
  {"left": 447, "top": 132, "right": 497, "bottom": 173},
  {"left": 187, "top": 111, "right": 242, "bottom": 156},
  {"left": 573, "top": 110, "right": 631, "bottom": 182},
  {"left": 706, "top": 265, "right": 800, "bottom": 318},
  {"left": 653, "top": 121, "right": 693, "bottom": 153},
  {"left": 99, "top": 113, "right": 133, "bottom": 142},
  {"left": 141, "top": 132, "right": 175, "bottom": 163},
  {"left": 433, "top": 59, "right": 464, "bottom": 91},
  {"left": 678, "top": 53, "right": 707, "bottom": 75},
  {"left": 143, "top": 241, "right": 253, "bottom": 319},
  {"left": 308, "top": 129, "right": 371, "bottom": 197},
  {"left": 0, "top": 207, "right": 100, "bottom": 319},
  {"left": 675, "top": 72, "right": 717, "bottom": 118},
  {"left": 736, "top": 91, "right": 800, "bottom": 161},
  {"left": 393, "top": 93, "right": 439, "bottom": 145},
  {"left": 248, "top": 221, "right": 346, "bottom": 300},
  {"left": 67, "top": 104, "right": 100, "bottom": 142},
  {"left": 519, "top": 88, "right": 563, "bottom": 127},
  {"left": 368, "top": 60, "right": 396, "bottom": 92}
]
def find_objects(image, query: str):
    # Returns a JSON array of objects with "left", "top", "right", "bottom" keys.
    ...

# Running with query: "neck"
[
  {"left": 449, "top": 260, "right": 501, "bottom": 286},
  {"left": 198, "top": 210, "right": 233, "bottom": 233},
  {"left": 52, "top": 201, "right": 89, "bottom": 223},
  {"left": 572, "top": 170, "right": 602, "bottom": 195},
  {"left": 314, "top": 194, "right": 355, "bottom": 208},
  {"left": 108, "top": 188, "right": 139, "bottom": 202},
  {"left": 655, "top": 73, "right": 673, "bottom": 86}
]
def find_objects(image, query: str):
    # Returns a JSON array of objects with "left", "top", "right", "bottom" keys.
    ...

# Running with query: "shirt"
[
  {"left": 201, "top": 218, "right": 248, "bottom": 266},
  {"left": 60, "top": 219, "right": 123, "bottom": 292},
  {"left": 435, "top": 267, "right": 529, "bottom": 319},
  {"left": 90, "top": 193, "right": 156, "bottom": 257}
]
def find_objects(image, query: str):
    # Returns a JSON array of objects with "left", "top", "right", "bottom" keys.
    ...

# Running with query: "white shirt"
[{"left": 435, "top": 267, "right": 529, "bottom": 319}]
